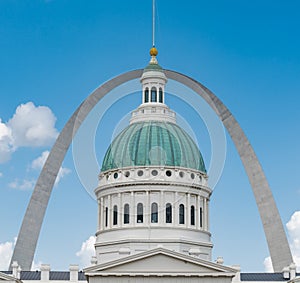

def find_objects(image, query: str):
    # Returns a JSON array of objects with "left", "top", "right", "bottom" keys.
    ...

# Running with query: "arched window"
[
  {"left": 191, "top": 205, "right": 195, "bottom": 226},
  {"left": 105, "top": 207, "right": 108, "bottom": 227},
  {"left": 159, "top": 88, "right": 163, "bottom": 103},
  {"left": 144, "top": 88, "right": 149, "bottom": 103},
  {"left": 200, "top": 207, "right": 203, "bottom": 228},
  {"left": 113, "top": 205, "right": 118, "bottom": 225},
  {"left": 137, "top": 203, "right": 143, "bottom": 223},
  {"left": 151, "top": 202, "right": 158, "bottom": 223},
  {"left": 166, "top": 203, "right": 172, "bottom": 223},
  {"left": 179, "top": 204, "right": 185, "bottom": 224},
  {"left": 151, "top": 87, "right": 157, "bottom": 102},
  {"left": 124, "top": 204, "right": 129, "bottom": 224}
]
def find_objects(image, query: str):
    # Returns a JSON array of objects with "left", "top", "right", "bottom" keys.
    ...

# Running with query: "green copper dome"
[{"left": 101, "top": 121, "right": 206, "bottom": 173}]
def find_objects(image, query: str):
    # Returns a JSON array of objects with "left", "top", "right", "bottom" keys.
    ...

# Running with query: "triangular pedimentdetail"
[
  {"left": 288, "top": 276, "right": 300, "bottom": 283},
  {"left": 0, "top": 272, "right": 21, "bottom": 283},
  {"left": 84, "top": 248, "right": 237, "bottom": 277}
]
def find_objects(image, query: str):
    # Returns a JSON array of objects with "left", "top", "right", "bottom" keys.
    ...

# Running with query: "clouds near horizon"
[
  {"left": 76, "top": 236, "right": 96, "bottom": 268},
  {"left": 287, "top": 211, "right": 300, "bottom": 270},
  {"left": 0, "top": 238, "right": 16, "bottom": 270}
]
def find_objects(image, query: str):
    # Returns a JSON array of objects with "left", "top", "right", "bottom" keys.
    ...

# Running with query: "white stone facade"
[{"left": 95, "top": 165, "right": 212, "bottom": 264}]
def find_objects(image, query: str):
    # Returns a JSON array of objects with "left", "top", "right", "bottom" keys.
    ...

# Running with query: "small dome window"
[
  {"left": 151, "top": 202, "right": 158, "bottom": 223},
  {"left": 137, "top": 170, "right": 144, "bottom": 177},
  {"left": 151, "top": 87, "right": 157, "bottom": 102},
  {"left": 179, "top": 204, "right": 185, "bottom": 224},
  {"left": 166, "top": 170, "right": 172, "bottom": 177},
  {"left": 137, "top": 203, "right": 143, "bottom": 223},
  {"left": 191, "top": 205, "right": 195, "bottom": 226},
  {"left": 114, "top": 172, "right": 118, "bottom": 179},
  {"left": 200, "top": 207, "right": 203, "bottom": 228},
  {"left": 144, "top": 88, "right": 149, "bottom": 103},
  {"left": 166, "top": 203, "right": 172, "bottom": 223},
  {"left": 113, "top": 205, "right": 118, "bottom": 225},
  {"left": 124, "top": 204, "right": 130, "bottom": 224},
  {"left": 151, "top": 170, "right": 158, "bottom": 176},
  {"left": 124, "top": 171, "right": 130, "bottom": 178},
  {"left": 191, "top": 173, "right": 195, "bottom": 179},
  {"left": 159, "top": 88, "right": 163, "bottom": 103}
]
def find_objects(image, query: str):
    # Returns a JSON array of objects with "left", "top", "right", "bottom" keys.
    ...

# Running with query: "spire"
[
  {"left": 150, "top": 0, "right": 158, "bottom": 65},
  {"left": 152, "top": 0, "right": 156, "bottom": 48}
]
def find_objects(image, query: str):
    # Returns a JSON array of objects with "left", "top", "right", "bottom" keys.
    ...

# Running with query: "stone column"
[
  {"left": 187, "top": 193, "right": 191, "bottom": 228},
  {"left": 41, "top": 264, "right": 50, "bottom": 282},
  {"left": 69, "top": 264, "right": 79, "bottom": 282}
]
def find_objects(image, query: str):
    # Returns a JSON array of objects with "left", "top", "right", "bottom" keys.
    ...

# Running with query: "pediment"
[
  {"left": 0, "top": 272, "right": 18, "bottom": 282},
  {"left": 85, "top": 248, "right": 237, "bottom": 277}
]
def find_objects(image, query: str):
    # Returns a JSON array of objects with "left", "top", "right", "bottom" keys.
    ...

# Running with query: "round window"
[
  {"left": 114, "top": 172, "right": 118, "bottom": 179},
  {"left": 166, "top": 170, "right": 172, "bottom": 177},
  {"left": 124, "top": 171, "right": 130, "bottom": 177},
  {"left": 179, "top": 171, "right": 184, "bottom": 178},
  {"left": 151, "top": 170, "right": 158, "bottom": 176},
  {"left": 191, "top": 173, "right": 195, "bottom": 179},
  {"left": 137, "top": 170, "right": 144, "bottom": 177}
]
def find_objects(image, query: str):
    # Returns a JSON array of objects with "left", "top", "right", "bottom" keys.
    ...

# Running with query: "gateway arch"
[{"left": 10, "top": 69, "right": 293, "bottom": 272}]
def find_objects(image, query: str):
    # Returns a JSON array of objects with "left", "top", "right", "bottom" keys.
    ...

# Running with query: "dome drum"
[{"left": 95, "top": 184, "right": 212, "bottom": 264}]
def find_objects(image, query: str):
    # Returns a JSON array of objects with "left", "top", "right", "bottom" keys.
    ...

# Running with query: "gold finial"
[{"left": 150, "top": 46, "right": 158, "bottom": 57}]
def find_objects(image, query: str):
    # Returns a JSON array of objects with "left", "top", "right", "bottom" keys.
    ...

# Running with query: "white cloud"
[
  {"left": 287, "top": 211, "right": 300, "bottom": 270},
  {"left": 31, "top": 150, "right": 50, "bottom": 170},
  {"left": 56, "top": 167, "right": 71, "bottom": 185},
  {"left": 0, "top": 172, "right": 3, "bottom": 178},
  {"left": 0, "top": 238, "right": 43, "bottom": 271},
  {"left": 76, "top": 236, "right": 96, "bottom": 268},
  {"left": 9, "top": 179, "right": 35, "bottom": 191},
  {"left": 31, "top": 151, "right": 71, "bottom": 186},
  {"left": 263, "top": 257, "right": 273, "bottom": 272},
  {"left": 264, "top": 211, "right": 300, "bottom": 272},
  {"left": 0, "top": 238, "right": 16, "bottom": 270},
  {"left": 8, "top": 102, "right": 58, "bottom": 147},
  {"left": 0, "top": 102, "right": 59, "bottom": 163},
  {"left": 0, "top": 118, "right": 14, "bottom": 163}
]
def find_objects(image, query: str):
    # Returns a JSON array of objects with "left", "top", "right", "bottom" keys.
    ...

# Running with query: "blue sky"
[{"left": 0, "top": 0, "right": 300, "bottom": 272}]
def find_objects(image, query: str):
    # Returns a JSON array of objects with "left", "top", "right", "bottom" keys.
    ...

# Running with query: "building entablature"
[
  {"left": 95, "top": 184, "right": 211, "bottom": 199},
  {"left": 98, "top": 166, "right": 208, "bottom": 188}
]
